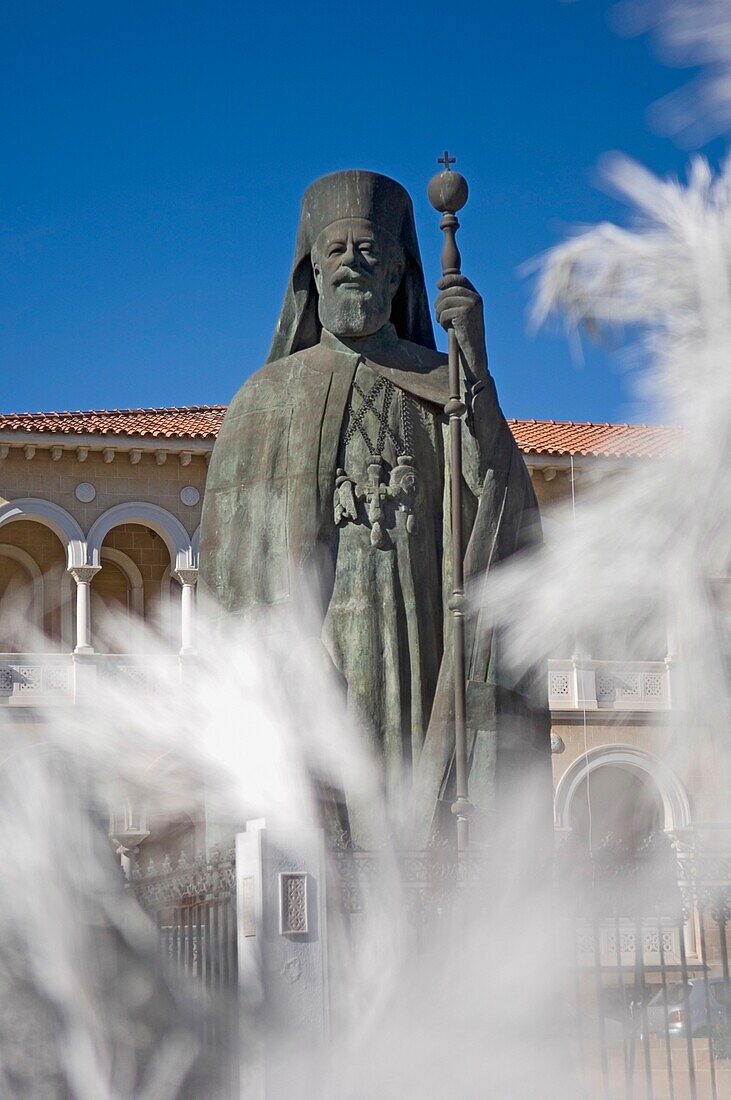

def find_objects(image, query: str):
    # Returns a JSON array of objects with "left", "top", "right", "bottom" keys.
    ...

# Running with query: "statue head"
[
  {"left": 267, "top": 171, "right": 435, "bottom": 361},
  {"left": 311, "top": 218, "right": 404, "bottom": 338}
]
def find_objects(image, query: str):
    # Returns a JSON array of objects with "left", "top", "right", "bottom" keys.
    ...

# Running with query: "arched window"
[
  {"left": 555, "top": 746, "right": 690, "bottom": 915},
  {"left": 555, "top": 745, "right": 692, "bottom": 835},
  {"left": 93, "top": 523, "right": 182, "bottom": 653},
  {"left": 0, "top": 524, "right": 69, "bottom": 651},
  {"left": 569, "top": 765, "right": 664, "bottom": 854}
]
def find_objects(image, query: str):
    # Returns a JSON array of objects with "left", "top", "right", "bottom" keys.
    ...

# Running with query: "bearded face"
[{"left": 312, "top": 218, "right": 404, "bottom": 339}]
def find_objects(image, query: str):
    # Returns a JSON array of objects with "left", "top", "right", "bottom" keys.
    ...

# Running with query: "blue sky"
[{"left": 1, "top": 0, "right": 723, "bottom": 422}]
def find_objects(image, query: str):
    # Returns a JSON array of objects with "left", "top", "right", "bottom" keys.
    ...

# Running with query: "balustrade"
[
  {"left": 548, "top": 657, "right": 672, "bottom": 711},
  {"left": 0, "top": 652, "right": 183, "bottom": 704}
]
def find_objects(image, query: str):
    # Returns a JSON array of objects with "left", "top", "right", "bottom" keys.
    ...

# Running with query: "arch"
[
  {"left": 100, "top": 547, "right": 144, "bottom": 617},
  {"left": 191, "top": 525, "right": 201, "bottom": 567},
  {"left": 554, "top": 744, "right": 692, "bottom": 833},
  {"left": 0, "top": 499, "right": 85, "bottom": 569},
  {"left": 86, "top": 503, "right": 193, "bottom": 571},
  {"left": 0, "top": 544, "right": 44, "bottom": 635}
]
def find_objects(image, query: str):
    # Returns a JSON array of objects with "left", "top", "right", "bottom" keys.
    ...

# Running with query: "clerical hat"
[{"left": 267, "top": 170, "right": 436, "bottom": 361}]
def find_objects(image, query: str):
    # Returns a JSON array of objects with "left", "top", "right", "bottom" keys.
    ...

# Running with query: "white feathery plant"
[{"left": 487, "top": 149, "right": 731, "bottom": 795}]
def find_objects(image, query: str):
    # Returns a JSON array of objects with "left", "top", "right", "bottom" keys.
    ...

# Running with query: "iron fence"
[
  {"left": 555, "top": 835, "right": 731, "bottom": 1100},
  {"left": 134, "top": 848, "right": 238, "bottom": 995},
  {"left": 134, "top": 836, "right": 731, "bottom": 1099}
]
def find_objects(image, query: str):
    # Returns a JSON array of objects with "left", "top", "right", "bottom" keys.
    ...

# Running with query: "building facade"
[{"left": 0, "top": 406, "right": 714, "bottom": 874}]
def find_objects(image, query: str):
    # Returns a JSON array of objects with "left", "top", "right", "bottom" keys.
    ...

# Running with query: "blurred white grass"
[
  {"left": 4, "top": 1, "right": 731, "bottom": 1094},
  {"left": 613, "top": 0, "right": 731, "bottom": 142},
  {"left": 0, "top": 608, "right": 386, "bottom": 1097},
  {"left": 483, "top": 149, "right": 731, "bottom": 813}
]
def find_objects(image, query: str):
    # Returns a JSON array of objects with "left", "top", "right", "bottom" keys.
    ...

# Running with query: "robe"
[
  {"left": 199, "top": 323, "right": 552, "bottom": 847},
  {"left": 322, "top": 357, "right": 445, "bottom": 837}
]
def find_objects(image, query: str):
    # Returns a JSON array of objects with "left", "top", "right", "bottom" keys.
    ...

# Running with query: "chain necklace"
[{"left": 334, "top": 371, "right": 418, "bottom": 548}]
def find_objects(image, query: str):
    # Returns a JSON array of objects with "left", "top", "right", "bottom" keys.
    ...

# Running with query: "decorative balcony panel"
[
  {"left": 548, "top": 659, "right": 671, "bottom": 712},
  {"left": 0, "top": 653, "right": 181, "bottom": 705},
  {"left": 0, "top": 652, "right": 672, "bottom": 711},
  {"left": 96, "top": 656, "right": 180, "bottom": 690},
  {"left": 574, "top": 919, "right": 682, "bottom": 968},
  {"left": 0, "top": 655, "right": 73, "bottom": 703}
]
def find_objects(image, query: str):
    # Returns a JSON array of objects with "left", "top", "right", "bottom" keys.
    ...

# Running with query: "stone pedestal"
[
  {"left": 236, "top": 819, "right": 329, "bottom": 1100},
  {"left": 71, "top": 653, "right": 98, "bottom": 700}
]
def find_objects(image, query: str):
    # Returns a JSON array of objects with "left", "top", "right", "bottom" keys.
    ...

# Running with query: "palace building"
[{"left": 0, "top": 406, "right": 703, "bottom": 870}]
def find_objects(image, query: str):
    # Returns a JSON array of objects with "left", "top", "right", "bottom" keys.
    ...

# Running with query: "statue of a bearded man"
[{"left": 200, "top": 170, "right": 550, "bottom": 847}]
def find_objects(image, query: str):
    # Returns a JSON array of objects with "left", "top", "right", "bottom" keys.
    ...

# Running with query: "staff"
[{"left": 428, "top": 152, "right": 472, "bottom": 852}]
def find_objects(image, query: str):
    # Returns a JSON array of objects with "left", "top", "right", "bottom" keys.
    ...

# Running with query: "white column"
[
  {"left": 236, "top": 820, "right": 329, "bottom": 1096},
  {"left": 173, "top": 567, "right": 198, "bottom": 655},
  {"left": 666, "top": 609, "right": 681, "bottom": 661},
  {"left": 69, "top": 565, "right": 101, "bottom": 654}
]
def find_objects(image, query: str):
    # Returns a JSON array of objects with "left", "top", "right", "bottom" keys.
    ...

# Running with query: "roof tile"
[
  {"left": 0, "top": 406, "right": 226, "bottom": 440},
  {"left": 0, "top": 407, "right": 677, "bottom": 457},
  {"left": 505, "top": 418, "right": 677, "bottom": 458}
]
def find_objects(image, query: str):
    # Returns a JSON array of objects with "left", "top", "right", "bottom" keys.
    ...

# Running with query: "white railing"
[
  {"left": 0, "top": 653, "right": 183, "bottom": 705},
  {"left": 1, "top": 652, "right": 673, "bottom": 711},
  {"left": 0, "top": 654, "right": 74, "bottom": 702},
  {"left": 548, "top": 658, "right": 671, "bottom": 711},
  {"left": 575, "top": 919, "right": 683, "bottom": 968}
]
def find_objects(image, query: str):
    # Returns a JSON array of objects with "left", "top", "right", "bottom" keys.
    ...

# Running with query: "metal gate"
[
  {"left": 557, "top": 835, "right": 731, "bottom": 1100},
  {"left": 134, "top": 847, "right": 238, "bottom": 994},
  {"left": 134, "top": 836, "right": 731, "bottom": 1099}
]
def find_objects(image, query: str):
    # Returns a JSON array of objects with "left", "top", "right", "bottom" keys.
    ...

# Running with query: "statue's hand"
[{"left": 435, "top": 274, "right": 487, "bottom": 379}]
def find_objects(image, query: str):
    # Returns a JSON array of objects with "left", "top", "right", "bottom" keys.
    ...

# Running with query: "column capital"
[
  {"left": 173, "top": 567, "right": 198, "bottom": 587},
  {"left": 68, "top": 565, "right": 102, "bottom": 585}
]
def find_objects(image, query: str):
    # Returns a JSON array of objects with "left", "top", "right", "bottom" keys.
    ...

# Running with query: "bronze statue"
[{"left": 200, "top": 170, "right": 550, "bottom": 848}]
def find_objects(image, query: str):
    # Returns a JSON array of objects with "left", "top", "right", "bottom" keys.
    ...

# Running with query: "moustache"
[{"left": 333, "top": 270, "right": 372, "bottom": 288}]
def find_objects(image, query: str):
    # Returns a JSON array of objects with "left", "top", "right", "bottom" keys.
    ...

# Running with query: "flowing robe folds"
[{"left": 200, "top": 324, "right": 551, "bottom": 846}]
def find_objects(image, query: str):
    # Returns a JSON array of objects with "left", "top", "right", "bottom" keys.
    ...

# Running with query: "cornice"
[{"left": 0, "top": 431, "right": 215, "bottom": 456}]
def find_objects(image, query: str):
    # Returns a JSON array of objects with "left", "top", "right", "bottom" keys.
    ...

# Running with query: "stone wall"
[{"left": 0, "top": 445, "right": 208, "bottom": 539}]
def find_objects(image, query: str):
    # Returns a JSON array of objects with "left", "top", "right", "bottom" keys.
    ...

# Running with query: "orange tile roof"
[
  {"left": 0, "top": 406, "right": 226, "bottom": 440},
  {"left": 506, "top": 419, "right": 678, "bottom": 458},
  {"left": 0, "top": 406, "right": 677, "bottom": 457}
]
